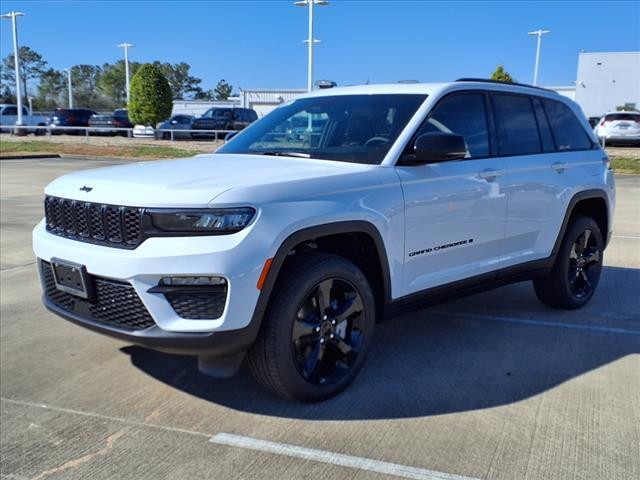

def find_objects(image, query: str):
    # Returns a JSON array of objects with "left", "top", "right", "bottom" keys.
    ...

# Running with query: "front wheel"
[
  {"left": 534, "top": 215, "right": 604, "bottom": 309},
  {"left": 247, "top": 253, "right": 376, "bottom": 402}
]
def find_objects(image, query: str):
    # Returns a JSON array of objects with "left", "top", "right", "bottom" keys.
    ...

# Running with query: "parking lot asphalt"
[{"left": 1, "top": 156, "right": 639, "bottom": 480}]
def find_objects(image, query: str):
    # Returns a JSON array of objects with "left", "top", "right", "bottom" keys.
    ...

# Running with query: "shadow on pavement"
[{"left": 122, "top": 266, "right": 640, "bottom": 420}]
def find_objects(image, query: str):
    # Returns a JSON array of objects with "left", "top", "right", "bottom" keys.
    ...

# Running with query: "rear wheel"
[
  {"left": 247, "top": 253, "right": 375, "bottom": 402},
  {"left": 534, "top": 215, "right": 604, "bottom": 309}
]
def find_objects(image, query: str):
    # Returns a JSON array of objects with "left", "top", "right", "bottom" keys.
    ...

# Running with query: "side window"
[
  {"left": 22, "top": 107, "right": 29, "bottom": 116},
  {"left": 248, "top": 110, "right": 258, "bottom": 122},
  {"left": 2, "top": 107, "right": 17, "bottom": 115},
  {"left": 416, "top": 93, "right": 490, "bottom": 158},
  {"left": 492, "top": 93, "right": 541, "bottom": 156},
  {"left": 532, "top": 98, "right": 556, "bottom": 152},
  {"left": 542, "top": 99, "right": 593, "bottom": 151}
]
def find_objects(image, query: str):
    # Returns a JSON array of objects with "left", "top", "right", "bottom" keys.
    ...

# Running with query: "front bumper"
[
  {"left": 42, "top": 291, "right": 259, "bottom": 356},
  {"left": 33, "top": 220, "right": 267, "bottom": 336}
]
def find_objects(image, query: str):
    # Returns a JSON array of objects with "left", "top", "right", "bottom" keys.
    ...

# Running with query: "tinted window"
[
  {"left": 415, "top": 93, "right": 489, "bottom": 158},
  {"left": 492, "top": 94, "right": 541, "bottom": 156},
  {"left": 532, "top": 98, "right": 555, "bottom": 152},
  {"left": 542, "top": 99, "right": 592, "bottom": 151},
  {"left": 247, "top": 110, "right": 258, "bottom": 121},
  {"left": 2, "top": 107, "right": 17, "bottom": 115}
]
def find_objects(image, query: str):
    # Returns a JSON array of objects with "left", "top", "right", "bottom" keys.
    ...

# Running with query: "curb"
[{"left": 0, "top": 153, "right": 61, "bottom": 160}]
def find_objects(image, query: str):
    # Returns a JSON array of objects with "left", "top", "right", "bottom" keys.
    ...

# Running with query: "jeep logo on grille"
[{"left": 79, "top": 186, "right": 93, "bottom": 192}]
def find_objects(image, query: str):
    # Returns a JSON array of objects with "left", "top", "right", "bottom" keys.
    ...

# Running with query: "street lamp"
[
  {"left": 294, "top": 0, "right": 329, "bottom": 92},
  {"left": 528, "top": 29, "right": 550, "bottom": 86},
  {"left": 117, "top": 42, "right": 134, "bottom": 105},
  {"left": 1, "top": 11, "right": 25, "bottom": 128},
  {"left": 63, "top": 68, "right": 73, "bottom": 109}
]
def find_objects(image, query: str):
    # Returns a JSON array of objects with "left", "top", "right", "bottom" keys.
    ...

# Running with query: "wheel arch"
[
  {"left": 250, "top": 221, "right": 392, "bottom": 329},
  {"left": 552, "top": 189, "right": 610, "bottom": 256}
]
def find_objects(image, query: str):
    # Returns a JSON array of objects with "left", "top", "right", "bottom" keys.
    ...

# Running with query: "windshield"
[{"left": 217, "top": 94, "right": 427, "bottom": 164}]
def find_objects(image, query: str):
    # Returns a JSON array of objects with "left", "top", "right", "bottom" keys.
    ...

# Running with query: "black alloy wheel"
[{"left": 291, "top": 278, "right": 365, "bottom": 385}]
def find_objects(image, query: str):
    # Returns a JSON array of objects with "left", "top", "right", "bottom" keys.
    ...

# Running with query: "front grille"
[
  {"left": 44, "top": 196, "right": 143, "bottom": 249},
  {"left": 166, "top": 289, "right": 227, "bottom": 320},
  {"left": 41, "top": 261, "right": 155, "bottom": 331}
]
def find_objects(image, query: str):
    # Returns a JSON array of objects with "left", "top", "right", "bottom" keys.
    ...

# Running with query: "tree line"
[{"left": 0, "top": 46, "right": 234, "bottom": 111}]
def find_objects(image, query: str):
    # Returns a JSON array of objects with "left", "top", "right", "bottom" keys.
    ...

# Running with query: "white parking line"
[
  {"left": 612, "top": 235, "right": 640, "bottom": 240},
  {"left": 434, "top": 311, "right": 640, "bottom": 336},
  {"left": 210, "top": 433, "right": 480, "bottom": 480}
]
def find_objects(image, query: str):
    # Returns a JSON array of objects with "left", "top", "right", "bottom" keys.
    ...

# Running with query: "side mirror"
[
  {"left": 224, "top": 131, "right": 238, "bottom": 142},
  {"left": 405, "top": 132, "right": 467, "bottom": 164}
]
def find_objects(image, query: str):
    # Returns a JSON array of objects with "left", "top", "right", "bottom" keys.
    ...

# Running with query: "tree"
[
  {"left": 214, "top": 79, "right": 233, "bottom": 100},
  {"left": 194, "top": 89, "right": 215, "bottom": 101},
  {"left": 1, "top": 46, "right": 48, "bottom": 101},
  {"left": 490, "top": 64, "right": 514, "bottom": 83},
  {"left": 98, "top": 60, "right": 141, "bottom": 106},
  {"left": 35, "top": 68, "right": 65, "bottom": 110},
  {"left": 153, "top": 61, "right": 203, "bottom": 99},
  {"left": 128, "top": 64, "right": 172, "bottom": 125}
]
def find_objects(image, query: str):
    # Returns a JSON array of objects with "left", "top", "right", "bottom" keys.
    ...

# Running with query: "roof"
[{"left": 299, "top": 80, "right": 562, "bottom": 100}]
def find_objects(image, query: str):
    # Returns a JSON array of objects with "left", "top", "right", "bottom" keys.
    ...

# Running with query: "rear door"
[
  {"left": 499, "top": 94, "right": 596, "bottom": 266},
  {"left": 396, "top": 91, "right": 508, "bottom": 294}
]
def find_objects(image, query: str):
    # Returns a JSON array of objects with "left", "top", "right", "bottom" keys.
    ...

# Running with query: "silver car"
[{"left": 594, "top": 111, "right": 640, "bottom": 146}]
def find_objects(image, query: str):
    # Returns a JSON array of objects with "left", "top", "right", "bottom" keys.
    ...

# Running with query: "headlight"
[{"left": 148, "top": 208, "right": 255, "bottom": 234}]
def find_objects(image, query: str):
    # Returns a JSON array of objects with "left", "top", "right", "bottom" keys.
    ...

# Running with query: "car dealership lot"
[{"left": 1, "top": 157, "right": 638, "bottom": 480}]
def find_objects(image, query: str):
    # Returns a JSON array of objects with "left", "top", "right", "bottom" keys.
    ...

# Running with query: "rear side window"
[
  {"left": 2, "top": 107, "right": 17, "bottom": 115},
  {"left": 417, "top": 92, "right": 490, "bottom": 158},
  {"left": 542, "top": 99, "right": 592, "bottom": 151},
  {"left": 532, "top": 98, "right": 556, "bottom": 152},
  {"left": 492, "top": 94, "right": 541, "bottom": 156}
]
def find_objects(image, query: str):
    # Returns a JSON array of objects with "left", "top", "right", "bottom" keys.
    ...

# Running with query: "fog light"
[{"left": 160, "top": 276, "right": 226, "bottom": 286}]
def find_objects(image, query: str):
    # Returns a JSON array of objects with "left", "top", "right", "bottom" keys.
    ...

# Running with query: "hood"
[{"left": 44, "top": 153, "right": 374, "bottom": 207}]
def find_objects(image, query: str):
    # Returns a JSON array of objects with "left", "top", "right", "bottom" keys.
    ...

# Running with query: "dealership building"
[{"left": 547, "top": 51, "right": 640, "bottom": 118}]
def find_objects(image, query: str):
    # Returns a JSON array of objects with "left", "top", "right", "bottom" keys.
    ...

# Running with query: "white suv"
[
  {"left": 593, "top": 111, "right": 640, "bottom": 146},
  {"left": 33, "top": 80, "right": 615, "bottom": 401}
]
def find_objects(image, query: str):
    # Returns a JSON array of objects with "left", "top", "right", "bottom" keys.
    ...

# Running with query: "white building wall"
[
  {"left": 172, "top": 99, "right": 239, "bottom": 117},
  {"left": 240, "top": 89, "right": 306, "bottom": 117},
  {"left": 574, "top": 51, "right": 640, "bottom": 117},
  {"left": 547, "top": 86, "right": 576, "bottom": 101}
]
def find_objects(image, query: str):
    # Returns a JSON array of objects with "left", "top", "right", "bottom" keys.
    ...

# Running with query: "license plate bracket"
[{"left": 51, "top": 258, "right": 93, "bottom": 299}]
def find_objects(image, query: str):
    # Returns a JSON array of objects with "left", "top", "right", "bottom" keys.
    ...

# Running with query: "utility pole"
[
  {"left": 117, "top": 42, "right": 134, "bottom": 105},
  {"left": 64, "top": 68, "right": 73, "bottom": 109},
  {"left": 1, "top": 11, "right": 25, "bottom": 128},
  {"left": 528, "top": 29, "right": 550, "bottom": 86},
  {"left": 294, "top": 0, "right": 328, "bottom": 92}
]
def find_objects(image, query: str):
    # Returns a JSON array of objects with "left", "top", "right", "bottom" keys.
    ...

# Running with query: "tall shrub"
[{"left": 128, "top": 64, "right": 172, "bottom": 125}]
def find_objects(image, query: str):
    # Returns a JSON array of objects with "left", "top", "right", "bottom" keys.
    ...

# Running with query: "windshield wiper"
[{"left": 259, "top": 150, "right": 311, "bottom": 158}]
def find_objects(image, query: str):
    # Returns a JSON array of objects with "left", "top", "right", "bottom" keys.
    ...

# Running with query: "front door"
[{"left": 396, "top": 91, "right": 508, "bottom": 295}]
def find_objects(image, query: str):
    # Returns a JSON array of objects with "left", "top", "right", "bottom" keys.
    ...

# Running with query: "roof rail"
[{"left": 455, "top": 78, "right": 559, "bottom": 94}]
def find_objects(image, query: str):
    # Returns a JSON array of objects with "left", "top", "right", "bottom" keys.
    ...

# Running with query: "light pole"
[
  {"left": 1, "top": 11, "right": 25, "bottom": 128},
  {"left": 528, "top": 29, "right": 550, "bottom": 86},
  {"left": 117, "top": 42, "right": 134, "bottom": 105},
  {"left": 294, "top": 0, "right": 328, "bottom": 92},
  {"left": 63, "top": 68, "right": 73, "bottom": 109}
]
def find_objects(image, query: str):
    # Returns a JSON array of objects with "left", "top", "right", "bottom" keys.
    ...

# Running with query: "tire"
[
  {"left": 534, "top": 215, "right": 604, "bottom": 309},
  {"left": 247, "top": 252, "right": 376, "bottom": 402}
]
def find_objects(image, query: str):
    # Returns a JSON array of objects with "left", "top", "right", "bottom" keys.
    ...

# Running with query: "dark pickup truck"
[{"left": 191, "top": 107, "right": 258, "bottom": 139}]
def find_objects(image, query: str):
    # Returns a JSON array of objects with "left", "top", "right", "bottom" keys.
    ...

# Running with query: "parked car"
[
  {"left": 132, "top": 124, "right": 155, "bottom": 138},
  {"left": 88, "top": 109, "right": 132, "bottom": 136},
  {"left": 593, "top": 111, "right": 640, "bottom": 146},
  {"left": 0, "top": 104, "right": 47, "bottom": 134},
  {"left": 191, "top": 107, "right": 257, "bottom": 139},
  {"left": 34, "top": 80, "right": 614, "bottom": 402},
  {"left": 155, "top": 114, "right": 194, "bottom": 140},
  {"left": 46, "top": 108, "right": 96, "bottom": 134}
]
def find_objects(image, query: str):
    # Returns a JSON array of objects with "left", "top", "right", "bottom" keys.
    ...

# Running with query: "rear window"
[
  {"left": 493, "top": 94, "right": 541, "bottom": 156},
  {"left": 605, "top": 113, "right": 640, "bottom": 122},
  {"left": 542, "top": 99, "right": 593, "bottom": 151}
]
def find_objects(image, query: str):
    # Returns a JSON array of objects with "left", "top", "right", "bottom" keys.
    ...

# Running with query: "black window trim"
[{"left": 396, "top": 88, "right": 599, "bottom": 166}]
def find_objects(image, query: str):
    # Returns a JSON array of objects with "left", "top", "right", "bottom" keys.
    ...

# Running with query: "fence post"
[{"left": 171, "top": 130, "right": 174, "bottom": 141}]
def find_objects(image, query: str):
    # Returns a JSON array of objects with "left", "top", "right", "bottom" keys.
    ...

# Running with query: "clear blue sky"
[{"left": 1, "top": 0, "right": 639, "bottom": 91}]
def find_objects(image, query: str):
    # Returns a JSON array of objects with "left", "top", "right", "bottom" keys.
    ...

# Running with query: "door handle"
[
  {"left": 551, "top": 162, "right": 568, "bottom": 173},
  {"left": 478, "top": 169, "right": 504, "bottom": 181}
]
